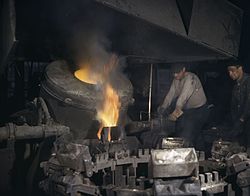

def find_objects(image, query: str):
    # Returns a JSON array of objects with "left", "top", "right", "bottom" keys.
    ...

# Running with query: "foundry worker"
[
  {"left": 157, "top": 64, "right": 208, "bottom": 147},
  {"left": 227, "top": 62, "right": 250, "bottom": 151}
]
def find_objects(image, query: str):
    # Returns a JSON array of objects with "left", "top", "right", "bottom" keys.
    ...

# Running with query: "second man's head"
[{"left": 227, "top": 63, "right": 243, "bottom": 81}]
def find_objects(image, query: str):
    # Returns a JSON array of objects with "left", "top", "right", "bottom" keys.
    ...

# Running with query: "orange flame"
[
  {"left": 97, "top": 83, "right": 121, "bottom": 141},
  {"left": 74, "top": 54, "right": 120, "bottom": 142},
  {"left": 97, "top": 84, "right": 121, "bottom": 126},
  {"left": 97, "top": 125, "right": 104, "bottom": 141}
]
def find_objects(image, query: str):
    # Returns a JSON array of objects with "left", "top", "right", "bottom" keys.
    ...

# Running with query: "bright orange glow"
[
  {"left": 96, "top": 83, "right": 120, "bottom": 142},
  {"left": 97, "top": 83, "right": 121, "bottom": 125},
  {"left": 107, "top": 127, "right": 111, "bottom": 142},
  {"left": 74, "top": 67, "right": 100, "bottom": 84},
  {"left": 97, "top": 126, "right": 112, "bottom": 142},
  {"left": 96, "top": 54, "right": 120, "bottom": 142},
  {"left": 97, "top": 125, "right": 103, "bottom": 140}
]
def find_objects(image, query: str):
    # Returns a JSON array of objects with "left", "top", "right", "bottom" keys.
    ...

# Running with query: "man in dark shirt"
[{"left": 227, "top": 63, "right": 250, "bottom": 151}]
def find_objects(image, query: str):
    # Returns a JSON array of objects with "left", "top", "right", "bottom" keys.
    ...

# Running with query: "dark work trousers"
[
  {"left": 238, "top": 120, "right": 250, "bottom": 152},
  {"left": 175, "top": 104, "right": 209, "bottom": 150}
]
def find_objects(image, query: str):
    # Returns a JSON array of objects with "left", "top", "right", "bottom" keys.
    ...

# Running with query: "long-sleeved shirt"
[
  {"left": 161, "top": 72, "right": 207, "bottom": 110},
  {"left": 231, "top": 73, "right": 250, "bottom": 122}
]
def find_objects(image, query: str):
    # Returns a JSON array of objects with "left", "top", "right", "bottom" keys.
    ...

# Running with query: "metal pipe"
[
  {"left": 0, "top": 123, "right": 70, "bottom": 141},
  {"left": 148, "top": 64, "right": 153, "bottom": 121}
]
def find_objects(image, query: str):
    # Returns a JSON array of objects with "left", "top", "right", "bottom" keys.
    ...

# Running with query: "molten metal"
[{"left": 74, "top": 66, "right": 100, "bottom": 84}]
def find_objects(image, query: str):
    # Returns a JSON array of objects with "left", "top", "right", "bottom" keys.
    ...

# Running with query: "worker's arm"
[
  {"left": 161, "top": 80, "right": 177, "bottom": 109},
  {"left": 157, "top": 80, "right": 177, "bottom": 115}
]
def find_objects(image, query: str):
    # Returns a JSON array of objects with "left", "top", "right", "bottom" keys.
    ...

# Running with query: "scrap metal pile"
[
  {"left": 38, "top": 132, "right": 237, "bottom": 196},
  {"left": 40, "top": 135, "right": 202, "bottom": 196},
  {"left": 37, "top": 131, "right": 250, "bottom": 196}
]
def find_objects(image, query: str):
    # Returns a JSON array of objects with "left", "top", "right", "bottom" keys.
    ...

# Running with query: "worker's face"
[
  {"left": 227, "top": 66, "right": 243, "bottom": 80},
  {"left": 174, "top": 68, "right": 186, "bottom": 80}
]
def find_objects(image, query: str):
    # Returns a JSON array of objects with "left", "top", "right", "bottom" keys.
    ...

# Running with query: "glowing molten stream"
[{"left": 97, "top": 83, "right": 121, "bottom": 141}]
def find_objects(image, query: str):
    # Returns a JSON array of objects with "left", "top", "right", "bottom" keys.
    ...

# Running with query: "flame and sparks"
[
  {"left": 97, "top": 83, "right": 121, "bottom": 141},
  {"left": 74, "top": 55, "right": 120, "bottom": 142}
]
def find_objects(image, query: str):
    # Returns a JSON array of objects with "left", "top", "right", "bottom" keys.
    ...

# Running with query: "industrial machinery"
[
  {"left": 0, "top": 0, "right": 246, "bottom": 195},
  {"left": 1, "top": 60, "right": 249, "bottom": 196}
]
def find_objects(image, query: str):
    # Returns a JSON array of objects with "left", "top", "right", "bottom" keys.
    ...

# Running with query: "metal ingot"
[
  {"left": 161, "top": 137, "right": 185, "bottom": 149},
  {"left": 151, "top": 148, "right": 198, "bottom": 178}
]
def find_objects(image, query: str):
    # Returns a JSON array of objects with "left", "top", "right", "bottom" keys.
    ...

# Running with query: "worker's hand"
[
  {"left": 168, "top": 113, "right": 177, "bottom": 121},
  {"left": 157, "top": 106, "right": 165, "bottom": 115},
  {"left": 168, "top": 108, "right": 183, "bottom": 121}
]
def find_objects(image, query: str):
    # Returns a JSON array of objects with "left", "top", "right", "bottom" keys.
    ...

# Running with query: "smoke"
[
  {"left": 66, "top": 2, "right": 131, "bottom": 129},
  {"left": 70, "top": 26, "right": 128, "bottom": 89},
  {"left": 66, "top": 0, "right": 125, "bottom": 78},
  {"left": 67, "top": 2, "right": 129, "bottom": 86},
  {"left": 71, "top": 28, "right": 112, "bottom": 74}
]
